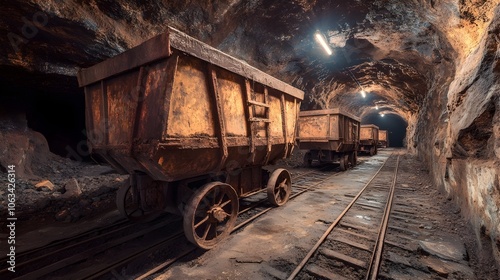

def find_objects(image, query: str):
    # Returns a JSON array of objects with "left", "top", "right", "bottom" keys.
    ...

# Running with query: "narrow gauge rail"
[
  {"left": 3, "top": 165, "right": 340, "bottom": 280},
  {"left": 288, "top": 153, "right": 400, "bottom": 280},
  {"left": 131, "top": 167, "right": 341, "bottom": 280},
  {"left": 0, "top": 218, "right": 129, "bottom": 270},
  {"left": 378, "top": 161, "right": 465, "bottom": 279},
  {"left": 4, "top": 216, "right": 183, "bottom": 280}
]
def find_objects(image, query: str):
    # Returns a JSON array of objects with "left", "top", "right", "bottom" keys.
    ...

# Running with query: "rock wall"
[
  {"left": 0, "top": 112, "right": 55, "bottom": 178},
  {"left": 415, "top": 3, "right": 500, "bottom": 260}
]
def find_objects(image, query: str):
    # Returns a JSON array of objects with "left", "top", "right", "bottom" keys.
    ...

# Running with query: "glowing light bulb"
[
  {"left": 315, "top": 33, "right": 332, "bottom": 55},
  {"left": 360, "top": 90, "right": 366, "bottom": 98},
  {"left": 380, "top": 113, "right": 385, "bottom": 117},
  {"left": 375, "top": 105, "right": 379, "bottom": 110}
]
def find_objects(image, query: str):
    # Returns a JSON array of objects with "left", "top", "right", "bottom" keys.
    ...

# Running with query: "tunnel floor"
[
  {"left": 159, "top": 149, "right": 493, "bottom": 279},
  {"left": 5, "top": 149, "right": 498, "bottom": 279}
]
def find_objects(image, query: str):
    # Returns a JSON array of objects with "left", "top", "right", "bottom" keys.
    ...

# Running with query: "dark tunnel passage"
[
  {"left": 361, "top": 113, "right": 407, "bottom": 147},
  {"left": 0, "top": 66, "right": 88, "bottom": 160}
]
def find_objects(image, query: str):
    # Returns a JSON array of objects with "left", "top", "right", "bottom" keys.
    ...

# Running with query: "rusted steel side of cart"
[
  {"left": 296, "top": 109, "right": 360, "bottom": 171},
  {"left": 359, "top": 124, "right": 379, "bottom": 155},
  {"left": 77, "top": 27, "right": 304, "bottom": 249},
  {"left": 378, "top": 130, "right": 389, "bottom": 148}
]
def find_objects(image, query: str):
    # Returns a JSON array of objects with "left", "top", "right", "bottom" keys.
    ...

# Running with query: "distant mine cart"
[
  {"left": 359, "top": 124, "right": 379, "bottom": 155},
  {"left": 77, "top": 27, "right": 304, "bottom": 249},
  {"left": 297, "top": 109, "right": 360, "bottom": 171},
  {"left": 378, "top": 130, "right": 389, "bottom": 148}
]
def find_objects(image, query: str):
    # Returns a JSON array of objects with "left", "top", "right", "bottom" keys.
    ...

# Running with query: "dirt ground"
[
  {"left": 1, "top": 122, "right": 498, "bottom": 279},
  {"left": 0, "top": 123, "right": 128, "bottom": 233},
  {"left": 158, "top": 149, "right": 499, "bottom": 279}
]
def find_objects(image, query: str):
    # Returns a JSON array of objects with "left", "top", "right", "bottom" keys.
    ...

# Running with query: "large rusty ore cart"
[
  {"left": 359, "top": 124, "right": 379, "bottom": 155},
  {"left": 378, "top": 130, "right": 389, "bottom": 148},
  {"left": 77, "top": 27, "right": 304, "bottom": 249},
  {"left": 296, "top": 109, "right": 360, "bottom": 171}
]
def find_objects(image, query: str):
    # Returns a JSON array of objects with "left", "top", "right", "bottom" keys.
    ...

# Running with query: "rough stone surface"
[
  {"left": 419, "top": 239, "right": 468, "bottom": 262},
  {"left": 0, "top": 121, "right": 128, "bottom": 226},
  {"left": 55, "top": 209, "right": 70, "bottom": 222},
  {"left": 0, "top": 118, "right": 55, "bottom": 178},
  {"left": 35, "top": 179, "right": 55, "bottom": 191},
  {"left": 420, "top": 256, "right": 475, "bottom": 278},
  {"left": 62, "top": 178, "right": 82, "bottom": 198}
]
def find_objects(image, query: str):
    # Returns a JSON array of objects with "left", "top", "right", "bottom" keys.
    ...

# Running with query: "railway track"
[
  {"left": 0, "top": 214, "right": 184, "bottom": 280},
  {"left": 376, "top": 153, "right": 473, "bottom": 279},
  {"left": 134, "top": 166, "right": 341, "bottom": 280},
  {"left": 0, "top": 164, "right": 342, "bottom": 280},
  {"left": 284, "top": 151, "right": 471, "bottom": 280},
  {"left": 287, "top": 153, "right": 400, "bottom": 280}
]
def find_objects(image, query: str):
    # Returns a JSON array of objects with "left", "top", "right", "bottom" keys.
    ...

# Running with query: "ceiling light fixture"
[
  {"left": 375, "top": 105, "right": 379, "bottom": 110},
  {"left": 314, "top": 32, "right": 332, "bottom": 55},
  {"left": 346, "top": 69, "right": 367, "bottom": 98},
  {"left": 360, "top": 90, "right": 366, "bottom": 98},
  {"left": 380, "top": 113, "right": 385, "bottom": 117}
]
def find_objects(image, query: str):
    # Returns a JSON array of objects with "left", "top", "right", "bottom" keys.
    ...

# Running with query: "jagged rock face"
[{"left": 0, "top": 0, "right": 499, "bottom": 255}]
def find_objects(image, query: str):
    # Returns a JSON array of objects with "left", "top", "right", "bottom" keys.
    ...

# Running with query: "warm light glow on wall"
[{"left": 314, "top": 32, "right": 332, "bottom": 55}]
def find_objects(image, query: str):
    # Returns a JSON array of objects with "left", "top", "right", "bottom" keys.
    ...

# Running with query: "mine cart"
[
  {"left": 359, "top": 124, "right": 379, "bottom": 155},
  {"left": 378, "top": 130, "right": 389, "bottom": 148},
  {"left": 296, "top": 109, "right": 360, "bottom": 171},
  {"left": 77, "top": 27, "right": 304, "bottom": 249}
]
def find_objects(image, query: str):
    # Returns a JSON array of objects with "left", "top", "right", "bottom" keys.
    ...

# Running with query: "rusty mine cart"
[
  {"left": 296, "top": 109, "right": 360, "bottom": 171},
  {"left": 359, "top": 124, "right": 379, "bottom": 156},
  {"left": 378, "top": 130, "right": 389, "bottom": 148},
  {"left": 77, "top": 27, "right": 304, "bottom": 249}
]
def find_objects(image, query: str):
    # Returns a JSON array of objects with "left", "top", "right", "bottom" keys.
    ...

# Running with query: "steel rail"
[
  {"left": 287, "top": 153, "right": 393, "bottom": 280},
  {"left": 135, "top": 169, "right": 341, "bottom": 280},
  {"left": 19, "top": 164, "right": 343, "bottom": 280},
  {"left": 0, "top": 219, "right": 138, "bottom": 274},
  {"left": 81, "top": 230, "right": 185, "bottom": 280},
  {"left": 13, "top": 219, "right": 181, "bottom": 280},
  {"left": 366, "top": 155, "right": 400, "bottom": 280},
  {"left": 0, "top": 218, "right": 129, "bottom": 271},
  {"left": 233, "top": 171, "right": 338, "bottom": 232}
]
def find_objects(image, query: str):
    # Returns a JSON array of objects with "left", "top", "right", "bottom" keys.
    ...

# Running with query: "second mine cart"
[
  {"left": 77, "top": 27, "right": 304, "bottom": 249},
  {"left": 359, "top": 124, "right": 379, "bottom": 155},
  {"left": 378, "top": 130, "right": 389, "bottom": 148},
  {"left": 296, "top": 109, "right": 360, "bottom": 171}
]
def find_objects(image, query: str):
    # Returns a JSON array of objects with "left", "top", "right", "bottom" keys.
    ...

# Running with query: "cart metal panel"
[
  {"left": 297, "top": 108, "right": 360, "bottom": 152},
  {"left": 360, "top": 124, "right": 380, "bottom": 155},
  {"left": 378, "top": 130, "right": 389, "bottom": 148},
  {"left": 297, "top": 109, "right": 360, "bottom": 169},
  {"left": 78, "top": 27, "right": 303, "bottom": 184}
]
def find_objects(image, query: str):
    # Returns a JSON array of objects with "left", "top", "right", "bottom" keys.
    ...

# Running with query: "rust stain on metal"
[
  {"left": 360, "top": 124, "right": 380, "bottom": 155},
  {"left": 297, "top": 109, "right": 360, "bottom": 169},
  {"left": 77, "top": 26, "right": 304, "bottom": 183},
  {"left": 360, "top": 124, "right": 379, "bottom": 142},
  {"left": 378, "top": 130, "right": 387, "bottom": 142}
]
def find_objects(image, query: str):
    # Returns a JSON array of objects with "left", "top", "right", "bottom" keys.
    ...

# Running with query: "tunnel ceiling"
[{"left": 0, "top": 0, "right": 498, "bottom": 121}]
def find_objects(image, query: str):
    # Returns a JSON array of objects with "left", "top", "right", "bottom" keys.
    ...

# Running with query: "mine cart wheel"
[
  {"left": 267, "top": 168, "right": 292, "bottom": 207},
  {"left": 303, "top": 152, "right": 312, "bottom": 167},
  {"left": 339, "top": 154, "right": 349, "bottom": 171},
  {"left": 116, "top": 184, "right": 145, "bottom": 221},
  {"left": 369, "top": 147, "right": 376, "bottom": 156},
  {"left": 183, "top": 182, "right": 239, "bottom": 250}
]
